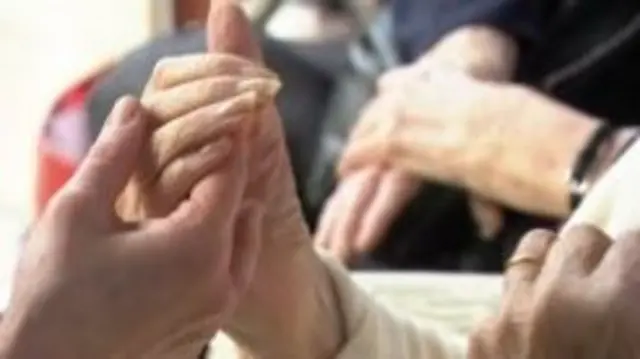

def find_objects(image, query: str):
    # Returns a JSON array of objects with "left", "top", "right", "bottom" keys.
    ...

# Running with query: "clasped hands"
[{"left": 1, "top": 3, "right": 341, "bottom": 359}]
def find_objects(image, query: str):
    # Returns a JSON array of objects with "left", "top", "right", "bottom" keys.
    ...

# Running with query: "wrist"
[
  {"left": 228, "top": 250, "right": 345, "bottom": 359},
  {"left": 469, "top": 85, "right": 601, "bottom": 217},
  {"left": 0, "top": 307, "right": 103, "bottom": 359},
  {"left": 583, "top": 127, "right": 640, "bottom": 191}
]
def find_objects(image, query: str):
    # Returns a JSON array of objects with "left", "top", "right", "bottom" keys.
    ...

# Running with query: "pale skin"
[
  {"left": 7, "top": 2, "right": 640, "bottom": 357},
  {"left": 468, "top": 137, "right": 640, "bottom": 359},
  {"left": 469, "top": 225, "right": 640, "bottom": 359},
  {"left": 5, "top": 96, "right": 640, "bottom": 359},
  {"left": 0, "top": 97, "right": 262, "bottom": 359},
  {"left": 117, "top": 2, "right": 344, "bottom": 358},
  {"left": 318, "top": 24, "right": 638, "bottom": 263},
  {"left": 314, "top": 24, "right": 523, "bottom": 263},
  {"left": 117, "top": 7, "right": 593, "bottom": 357}
]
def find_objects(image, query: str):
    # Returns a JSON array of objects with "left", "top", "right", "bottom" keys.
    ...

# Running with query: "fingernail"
[
  {"left": 241, "top": 65, "right": 279, "bottom": 80},
  {"left": 216, "top": 91, "right": 259, "bottom": 116},
  {"left": 262, "top": 78, "right": 281, "bottom": 97},
  {"left": 236, "top": 78, "right": 282, "bottom": 98}
]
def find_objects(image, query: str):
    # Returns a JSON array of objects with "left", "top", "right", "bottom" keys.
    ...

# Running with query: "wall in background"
[{"left": 0, "top": 0, "right": 170, "bottom": 232}]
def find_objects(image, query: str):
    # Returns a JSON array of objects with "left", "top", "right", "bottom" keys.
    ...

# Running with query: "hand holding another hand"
[
  {"left": 118, "top": 1, "right": 345, "bottom": 357},
  {"left": 1, "top": 98, "right": 261, "bottom": 359}
]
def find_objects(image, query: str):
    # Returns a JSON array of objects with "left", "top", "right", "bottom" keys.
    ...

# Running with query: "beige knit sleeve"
[{"left": 321, "top": 254, "right": 467, "bottom": 359}]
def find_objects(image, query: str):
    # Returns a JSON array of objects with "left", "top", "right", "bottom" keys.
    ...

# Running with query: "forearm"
[
  {"left": 226, "top": 247, "right": 346, "bottom": 359},
  {"left": 467, "top": 85, "right": 633, "bottom": 219},
  {"left": 419, "top": 25, "right": 519, "bottom": 81},
  {"left": 317, "top": 253, "right": 465, "bottom": 359},
  {"left": 228, "top": 250, "right": 466, "bottom": 359}
]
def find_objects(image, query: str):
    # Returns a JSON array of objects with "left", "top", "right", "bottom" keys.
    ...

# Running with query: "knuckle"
[
  {"left": 201, "top": 77, "right": 233, "bottom": 97},
  {"left": 45, "top": 187, "right": 92, "bottom": 225},
  {"left": 151, "top": 57, "right": 177, "bottom": 87},
  {"left": 513, "top": 228, "right": 555, "bottom": 256}
]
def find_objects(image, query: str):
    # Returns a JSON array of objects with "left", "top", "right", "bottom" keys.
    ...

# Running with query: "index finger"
[
  {"left": 148, "top": 129, "right": 249, "bottom": 243},
  {"left": 147, "top": 53, "right": 276, "bottom": 92},
  {"left": 547, "top": 225, "right": 611, "bottom": 276},
  {"left": 504, "top": 229, "right": 555, "bottom": 298}
]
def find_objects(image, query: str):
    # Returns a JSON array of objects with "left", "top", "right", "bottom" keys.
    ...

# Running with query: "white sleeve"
[
  {"left": 566, "top": 140, "right": 640, "bottom": 239},
  {"left": 209, "top": 253, "right": 473, "bottom": 359},
  {"left": 321, "top": 254, "right": 467, "bottom": 359}
]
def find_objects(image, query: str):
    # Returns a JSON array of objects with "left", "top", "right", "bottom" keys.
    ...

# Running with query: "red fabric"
[
  {"left": 35, "top": 69, "right": 111, "bottom": 216},
  {"left": 35, "top": 142, "right": 77, "bottom": 215}
]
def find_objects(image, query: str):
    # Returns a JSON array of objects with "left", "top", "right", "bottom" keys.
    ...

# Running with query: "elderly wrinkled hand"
[
  {"left": 339, "top": 72, "right": 507, "bottom": 187},
  {"left": 340, "top": 70, "right": 605, "bottom": 220},
  {"left": 1, "top": 98, "right": 261, "bottom": 359},
  {"left": 314, "top": 65, "right": 488, "bottom": 264},
  {"left": 117, "top": 52, "right": 279, "bottom": 219},
  {"left": 313, "top": 31, "right": 521, "bottom": 263},
  {"left": 469, "top": 225, "right": 640, "bottom": 359},
  {"left": 314, "top": 168, "right": 421, "bottom": 263},
  {"left": 118, "top": 1, "right": 344, "bottom": 358}
]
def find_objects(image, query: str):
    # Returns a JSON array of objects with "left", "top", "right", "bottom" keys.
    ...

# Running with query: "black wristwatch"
[
  {"left": 569, "top": 125, "right": 640, "bottom": 210},
  {"left": 569, "top": 123, "right": 613, "bottom": 210}
]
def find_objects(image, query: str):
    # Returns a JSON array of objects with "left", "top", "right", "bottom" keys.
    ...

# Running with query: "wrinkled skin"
[
  {"left": 117, "top": 53, "right": 279, "bottom": 219},
  {"left": 2, "top": 98, "right": 261, "bottom": 359},
  {"left": 314, "top": 167, "right": 420, "bottom": 262},
  {"left": 469, "top": 140, "right": 640, "bottom": 359},
  {"left": 339, "top": 72, "right": 506, "bottom": 187},
  {"left": 469, "top": 226, "right": 640, "bottom": 359},
  {"left": 117, "top": 1, "right": 343, "bottom": 358},
  {"left": 339, "top": 70, "right": 602, "bottom": 219},
  {"left": 315, "top": 59, "right": 512, "bottom": 264}
]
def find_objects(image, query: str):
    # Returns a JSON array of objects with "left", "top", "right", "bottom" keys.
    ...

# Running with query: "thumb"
[
  {"left": 207, "top": 0, "right": 263, "bottom": 62},
  {"left": 67, "top": 96, "right": 147, "bottom": 212}
]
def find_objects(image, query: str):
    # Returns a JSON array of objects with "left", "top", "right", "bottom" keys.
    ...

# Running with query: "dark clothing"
[
  {"left": 390, "top": 0, "right": 640, "bottom": 269},
  {"left": 392, "top": 0, "right": 640, "bottom": 126},
  {"left": 84, "top": 1, "right": 640, "bottom": 272},
  {"left": 392, "top": 0, "right": 557, "bottom": 61}
]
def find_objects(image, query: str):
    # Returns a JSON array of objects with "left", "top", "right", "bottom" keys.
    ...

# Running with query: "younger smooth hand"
[{"left": 0, "top": 98, "right": 262, "bottom": 359}]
